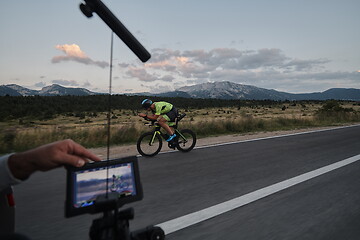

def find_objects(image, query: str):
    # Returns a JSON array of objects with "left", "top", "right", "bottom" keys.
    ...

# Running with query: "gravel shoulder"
[{"left": 89, "top": 125, "right": 356, "bottom": 159}]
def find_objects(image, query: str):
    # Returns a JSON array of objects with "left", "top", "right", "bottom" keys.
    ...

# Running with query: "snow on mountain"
[
  {"left": 5, "top": 84, "right": 38, "bottom": 96},
  {"left": 1, "top": 84, "right": 97, "bottom": 96},
  {"left": 38, "top": 84, "right": 95, "bottom": 96},
  {"left": 177, "top": 81, "right": 290, "bottom": 100}
]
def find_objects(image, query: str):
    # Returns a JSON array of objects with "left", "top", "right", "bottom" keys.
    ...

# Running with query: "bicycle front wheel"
[
  {"left": 137, "top": 132, "right": 162, "bottom": 157},
  {"left": 176, "top": 129, "right": 196, "bottom": 152}
]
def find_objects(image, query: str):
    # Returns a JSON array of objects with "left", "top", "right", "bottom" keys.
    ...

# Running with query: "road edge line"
[{"left": 156, "top": 153, "right": 360, "bottom": 235}]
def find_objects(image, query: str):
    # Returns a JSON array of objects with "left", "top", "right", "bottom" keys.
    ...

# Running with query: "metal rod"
[{"left": 105, "top": 31, "right": 114, "bottom": 198}]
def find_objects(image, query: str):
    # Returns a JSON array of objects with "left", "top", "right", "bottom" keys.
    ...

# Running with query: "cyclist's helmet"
[{"left": 141, "top": 99, "right": 153, "bottom": 109}]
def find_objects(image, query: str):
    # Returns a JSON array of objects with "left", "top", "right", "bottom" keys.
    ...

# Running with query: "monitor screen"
[
  {"left": 65, "top": 156, "right": 142, "bottom": 217},
  {"left": 73, "top": 162, "right": 137, "bottom": 208}
]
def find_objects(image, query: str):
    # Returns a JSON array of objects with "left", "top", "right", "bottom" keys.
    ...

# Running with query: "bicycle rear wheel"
[
  {"left": 137, "top": 132, "right": 163, "bottom": 157},
  {"left": 176, "top": 129, "right": 196, "bottom": 152}
]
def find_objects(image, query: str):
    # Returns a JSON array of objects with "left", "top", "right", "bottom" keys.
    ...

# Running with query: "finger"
[
  {"left": 58, "top": 154, "right": 87, "bottom": 168},
  {"left": 67, "top": 140, "right": 101, "bottom": 162}
]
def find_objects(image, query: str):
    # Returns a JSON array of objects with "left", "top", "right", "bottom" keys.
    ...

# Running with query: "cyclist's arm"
[
  {"left": 144, "top": 114, "right": 160, "bottom": 121},
  {"left": 138, "top": 112, "right": 160, "bottom": 121}
]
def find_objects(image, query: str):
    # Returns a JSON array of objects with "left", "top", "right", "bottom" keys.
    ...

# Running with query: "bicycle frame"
[
  {"left": 150, "top": 127, "right": 162, "bottom": 145},
  {"left": 174, "top": 129, "right": 188, "bottom": 143},
  {"left": 148, "top": 124, "right": 187, "bottom": 145}
]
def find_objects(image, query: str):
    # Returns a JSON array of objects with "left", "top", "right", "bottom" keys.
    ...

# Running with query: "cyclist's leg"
[{"left": 157, "top": 116, "right": 173, "bottom": 135}]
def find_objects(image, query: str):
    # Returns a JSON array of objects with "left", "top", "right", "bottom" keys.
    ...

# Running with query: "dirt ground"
[{"left": 89, "top": 125, "right": 351, "bottom": 159}]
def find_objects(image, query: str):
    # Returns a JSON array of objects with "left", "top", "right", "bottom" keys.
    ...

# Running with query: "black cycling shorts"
[{"left": 165, "top": 107, "right": 178, "bottom": 122}]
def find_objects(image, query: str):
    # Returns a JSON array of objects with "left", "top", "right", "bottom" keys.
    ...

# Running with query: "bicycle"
[{"left": 137, "top": 113, "right": 196, "bottom": 157}]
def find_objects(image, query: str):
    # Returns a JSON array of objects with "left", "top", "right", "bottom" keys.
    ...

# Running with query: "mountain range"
[
  {"left": 144, "top": 81, "right": 360, "bottom": 101},
  {"left": 1, "top": 82, "right": 359, "bottom": 101},
  {"left": 0, "top": 84, "right": 96, "bottom": 96}
]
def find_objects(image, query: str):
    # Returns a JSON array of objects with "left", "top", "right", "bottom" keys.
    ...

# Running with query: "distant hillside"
[
  {"left": 1, "top": 84, "right": 98, "bottom": 96},
  {"left": 0, "top": 85, "right": 22, "bottom": 96},
  {"left": 176, "top": 81, "right": 290, "bottom": 100},
  {"left": 292, "top": 88, "right": 360, "bottom": 101},
  {"left": 155, "top": 81, "right": 360, "bottom": 101},
  {"left": 1, "top": 82, "right": 359, "bottom": 100}
]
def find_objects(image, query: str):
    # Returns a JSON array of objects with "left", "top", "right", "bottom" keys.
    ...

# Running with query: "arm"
[
  {"left": 138, "top": 113, "right": 159, "bottom": 121},
  {"left": 0, "top": 155, "right": 21, "bottom": 191},
  {"left": 7, "top": 139, "right": 101, "bottom": 181},
  {"left": 144, "top": 114, "right": 159, "bottom": 121}
]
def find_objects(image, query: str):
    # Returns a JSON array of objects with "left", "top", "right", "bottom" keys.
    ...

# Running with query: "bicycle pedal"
[{"left": 168, "top": 142, "right": 176, "bottom": 149}]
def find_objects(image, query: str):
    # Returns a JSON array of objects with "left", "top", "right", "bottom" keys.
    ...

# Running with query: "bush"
[{"left": 315, "top": 100, "right": 359, "bottom": 123}]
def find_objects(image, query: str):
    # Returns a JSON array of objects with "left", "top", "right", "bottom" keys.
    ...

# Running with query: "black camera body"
[{"left": 65, "top": 156, "right": 164, "bottom": 240}]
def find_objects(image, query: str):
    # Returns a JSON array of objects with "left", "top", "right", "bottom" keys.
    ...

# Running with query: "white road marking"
[
  {"left": 138, "top": 124, "right": 360, "bottom": 157},
  {"left": 194, "top": 124, "right": 360, "bottom": 150},
  {"left": 156, "top": 154, "right": 360, "bottom": 235}
]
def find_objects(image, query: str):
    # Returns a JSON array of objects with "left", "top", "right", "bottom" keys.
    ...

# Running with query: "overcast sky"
[{"left": 1, "top": 0, "right": 359, "bottom": 94}]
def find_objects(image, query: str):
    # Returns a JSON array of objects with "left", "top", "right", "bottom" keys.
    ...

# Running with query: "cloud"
[
  {"left": 118, "top": 63, "right": 131, "bottom": 68},
  {"left": 52, "top": 44, "right": 109, "bottom": 68},
  {"left": 120, "top": 47, "right": 359, "bottom": 93},
  {"left": 282, "top": 58, "right": 330, "bottom": 71},
  {"left": 34, "top": 82, "right": 46, "bottom": 88},
  {"left": 125, "top": 67, "right": 158, "bottom": 82},
  {"left": 141, "top": 83, "right": 174, "bottom": 94},
  {"left": 82, "top": 81, "right": 92, "bottom": 88},
  {"left": 145, "top": 48, "right": 333, "bottom": 74},
  {"left": 123, "top": 67, "right": 175, "bottom": 83},
  {"left": 160, "top": 75, "right": 175, "bottom": 82},
  {"left": 52, "top": 79, "right": 79, "bottom": 86}
]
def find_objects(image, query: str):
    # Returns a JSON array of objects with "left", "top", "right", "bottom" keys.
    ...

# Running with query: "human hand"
[
  {"left": 8, "top": 139, "right": 101, "bottom": 180},
  {"left": 138, "top": 113, "right": 146, "bottom": 118}
]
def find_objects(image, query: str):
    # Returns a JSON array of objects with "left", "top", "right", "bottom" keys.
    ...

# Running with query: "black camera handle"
[{"left": 80, "top": 0, "right": 151, "bottom": 63}]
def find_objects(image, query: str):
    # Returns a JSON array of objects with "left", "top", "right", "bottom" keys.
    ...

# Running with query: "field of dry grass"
[{"left": 1, "top": 101, "right": 359, "bottom": 154}]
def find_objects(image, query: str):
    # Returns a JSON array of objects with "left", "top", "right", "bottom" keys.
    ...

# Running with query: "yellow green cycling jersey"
[{"left": 153, "top": 102, "right": 173, "bottom": 115}]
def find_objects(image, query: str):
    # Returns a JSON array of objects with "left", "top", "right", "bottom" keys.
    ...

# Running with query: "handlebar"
[{"left": 142, "top": 117, "right": 156, "bottom": 126}]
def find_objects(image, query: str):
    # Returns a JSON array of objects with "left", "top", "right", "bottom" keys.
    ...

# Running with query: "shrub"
[{"left": 315, "top": 100, "right": 359, "bottom": 123}]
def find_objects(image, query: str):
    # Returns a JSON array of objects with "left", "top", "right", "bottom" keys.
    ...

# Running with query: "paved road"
[{"left": 13, "top": 125, "right": 360, "bottom": 239}]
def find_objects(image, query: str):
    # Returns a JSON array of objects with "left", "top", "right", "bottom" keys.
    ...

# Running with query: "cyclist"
[{"left": 138, "top": 99, "right": 178, "bottom": 142}]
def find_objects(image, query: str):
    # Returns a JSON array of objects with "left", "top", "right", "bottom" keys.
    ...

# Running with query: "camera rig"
[
  {"left": 66, "top": 157, "right": 165, "bottom": 240},
  {"left": 73, "top": 1, "right": 162, "bottom": 239},
  {"left": 89, "top": 193, "right": 164, "bottom": 240}
]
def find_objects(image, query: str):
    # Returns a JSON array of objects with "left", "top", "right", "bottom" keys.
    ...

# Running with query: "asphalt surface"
[{"left": 13, "top": 125, "right": 360, "bottom": 240}]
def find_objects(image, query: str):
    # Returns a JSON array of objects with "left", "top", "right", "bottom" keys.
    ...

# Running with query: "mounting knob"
[{"left": 80, "top": 3, "right": 93, "bottom": 18}]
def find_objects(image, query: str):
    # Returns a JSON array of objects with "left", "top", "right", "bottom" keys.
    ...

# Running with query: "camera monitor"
[{"left": 65, "top": 156, "right": 143, "bottom": 218}]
